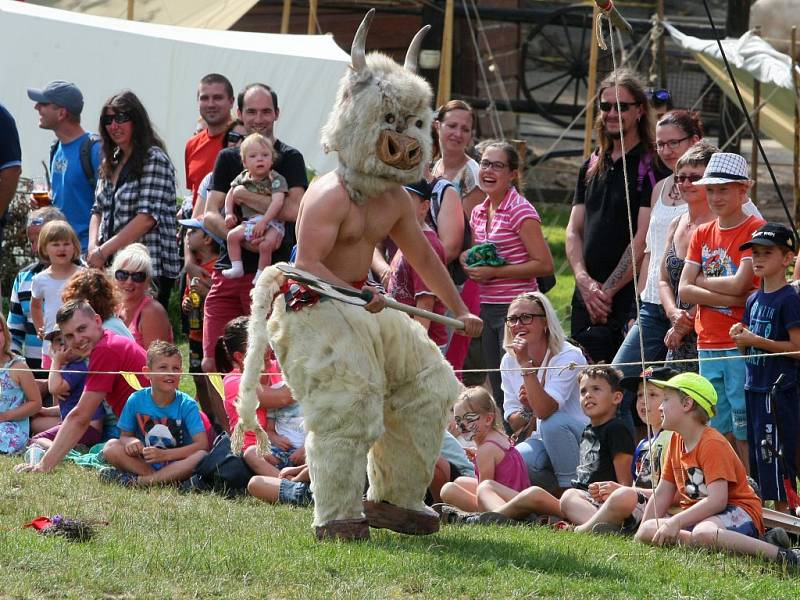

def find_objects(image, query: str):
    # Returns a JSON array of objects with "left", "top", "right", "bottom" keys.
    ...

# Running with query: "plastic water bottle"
[
  {"left": 24, "top": 445, "right": 46, "bottom": 466},
  {"left": 188, "top": 278, "right": 202, "bottom": 332}
]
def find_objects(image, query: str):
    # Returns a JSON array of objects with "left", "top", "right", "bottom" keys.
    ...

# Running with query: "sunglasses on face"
[
  {"left": 656, "top": 137, "right": 690, "bottom": 151},
  {"left": 114, "top": 269, "right": 147, "bottom": 283},
  {"left": 479, "top": 159, "right": 509, "bottom": 172},
  {"left": 675, "top": 174, "right": 703, "bottom": 185},
  {"left": 101, "top": 112, "right": 133, "bottom": 126},
  {"left": 226, "top": 131, "right": 245, "bottom": 144},
  {"left": 504, "top": 312, "right": 545, "bottom": 326},
  {"left": 598, "top": 101, "right": 639, "bottom": 113}
]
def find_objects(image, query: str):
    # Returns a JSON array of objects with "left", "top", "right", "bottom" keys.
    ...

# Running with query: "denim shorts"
[
  {"left": 279, "top": 479, "right": 313, "bottom": 506},
  {"left": 685, "top": 505, "right": 758, "bottom": 539},
  {"left": 699, "top": 349, "right": 747, "bottom": 440}
]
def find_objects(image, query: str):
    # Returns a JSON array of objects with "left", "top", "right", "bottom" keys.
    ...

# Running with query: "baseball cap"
[
  {"left": 178, "top": 217, "right": 225, "bottom": 246},
  {"left": 739, "top": 222, "right": 796, "bottom": 253},
  {"left": 27, "top": 80, "right": 84, "bottom": 116},
  {"left": 649, "top": 372, "right": 718, "bottom": 418},
  {"left": 403, "top": 179, "right": 433, "bottom": 201},
  {"left": 693, "top": 152, "right": 750, "bottom": 186},
  {"left": 619, "top": 366, "right": 678, "bottom": 393}
]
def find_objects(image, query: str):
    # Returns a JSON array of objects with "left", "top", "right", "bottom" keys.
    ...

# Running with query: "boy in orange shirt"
[
  {"left": 678, "top": 153, "right": 765, "bottom": 469},
  {"left": 635, "top": 372, "right": 799, "bottom": 570}
]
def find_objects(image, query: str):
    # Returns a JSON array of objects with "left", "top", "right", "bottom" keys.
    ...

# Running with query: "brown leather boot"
[
  {"left": 363, "top": 500, "right": 440, "bottom": 535},
  {"left": 314, "top": 518, "right": 370, "bottom": 542}
]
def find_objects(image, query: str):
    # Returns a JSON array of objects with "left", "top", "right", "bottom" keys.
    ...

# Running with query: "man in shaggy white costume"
[{"left": 233, "top": 10, "right": 482, "bottom": 541}]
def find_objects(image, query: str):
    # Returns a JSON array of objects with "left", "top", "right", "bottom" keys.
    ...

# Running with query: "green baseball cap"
[{"left": 649, "top": 372, "right": 717, "bottom": 418}]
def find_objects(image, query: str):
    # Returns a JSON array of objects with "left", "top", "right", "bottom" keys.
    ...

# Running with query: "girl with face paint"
[{"left": 435, "top": 387, "right": 530, "bottom": 515}]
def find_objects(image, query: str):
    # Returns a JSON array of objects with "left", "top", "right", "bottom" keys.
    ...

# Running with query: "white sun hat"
[{"left": 693, "top": 152, "right": 751, "bottom": 186}]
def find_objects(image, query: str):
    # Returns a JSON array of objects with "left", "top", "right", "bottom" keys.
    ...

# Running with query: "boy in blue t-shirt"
[
  {"left": 730, "top": 222, "right": 800, "bottom": 512},
  {"left": 100, "top": 341, "right": 209, "bottom": 486}
]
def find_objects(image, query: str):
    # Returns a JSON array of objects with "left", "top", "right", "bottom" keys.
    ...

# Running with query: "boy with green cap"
[{"left": 635, "top": 372, "right": 799, "bottom": 569}]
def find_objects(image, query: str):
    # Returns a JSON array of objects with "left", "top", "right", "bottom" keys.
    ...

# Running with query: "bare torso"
[{"left": 294, "top": 171, "right": 410, "bottom": 286}]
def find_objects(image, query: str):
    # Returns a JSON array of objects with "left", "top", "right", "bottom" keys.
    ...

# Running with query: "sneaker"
[
  {"left": 590, "top": 521, "right": 623, "bottom": 536},
  {"left": 99, "top": 467, "right": 138, "bottom": 487},
  {"left": 776, "top": 547, "right": 800, "bottom": 572},
  {"left": 431, "top": 503, "right": 479, "bottom": 525},
  {"left": 766, "top": 527, "right": 792, "bottom": 549},
  {"left": 475, "top": 511, "right": 515, "bottom": 526}
]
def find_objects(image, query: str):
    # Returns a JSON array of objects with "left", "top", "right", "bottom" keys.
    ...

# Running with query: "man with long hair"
[{"left": 566, "top": 68, "right": 663, "bottom": 365}]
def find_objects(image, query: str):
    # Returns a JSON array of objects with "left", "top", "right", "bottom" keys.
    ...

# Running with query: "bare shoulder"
[{"left": 298, "top": 172, "right": 350, "bottom": 219}]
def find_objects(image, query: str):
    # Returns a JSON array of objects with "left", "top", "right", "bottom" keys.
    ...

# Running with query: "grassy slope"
[
  {"left": 1, "top": 457, "right": 797, "bottom": 599},
  {"left": 3, "top": 204, "right": 797, "bottom": 598}
]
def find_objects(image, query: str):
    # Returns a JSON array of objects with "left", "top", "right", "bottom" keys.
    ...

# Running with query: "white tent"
[
  {"left": 665, "top": 23, "right": 800, "bottom": 152},
  {"left": 0, "top": 0, "right": 349, "bottom": 185}
]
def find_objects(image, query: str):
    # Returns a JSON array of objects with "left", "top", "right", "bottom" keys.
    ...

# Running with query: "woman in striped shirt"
[{"left": 462, "top": 142, "right": 554, "bottom": 414}]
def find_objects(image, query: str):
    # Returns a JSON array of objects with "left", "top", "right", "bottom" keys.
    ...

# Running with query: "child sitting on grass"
[
  {"left": 435, "top": 387, "right": 529, "bottom": 520},
  {"left": 100, "top": 341, "right": 209, "bottom": 486},
  {"left": 730, "top": 222, "right": 800, "bottom": 514},
  {"left": 635, "top": 372, "right": 800, "bottom": 570},
  {"left": 0, "top": 313, "right": 42, "bottom": 454},
  {"left": 248, "top": 464, "right": 313, "bottom": 507},
  {"left": 29, "top": 326, "right": 103, "bottom": 451},
  {"left": 217, "top": 317, "right": 304, "bottom": 477},
  {"left": 561, "top": 366, "right": 676, "bottom": 534},
  {"left": 444, "top": 366, "right": 634, "bottom": 526}
]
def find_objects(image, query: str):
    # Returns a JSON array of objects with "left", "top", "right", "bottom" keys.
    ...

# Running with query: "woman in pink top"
[
  {"left": 438, "top": 387, "right": 529, "bottom": 513},
  {"left": 462, "top": 142, "right": 554, "bottom": 414},
  {"left": 112, "top": 243, "right": 173, "bottom": 351}
]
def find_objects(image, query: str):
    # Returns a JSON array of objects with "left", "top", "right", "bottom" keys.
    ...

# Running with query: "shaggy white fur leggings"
[{"left": 267, "top": 296, "right": 462, "bottom": 527}]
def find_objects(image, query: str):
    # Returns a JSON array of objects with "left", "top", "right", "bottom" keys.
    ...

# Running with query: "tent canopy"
[
  {"left": 665, "top": 23, "right": 799, "bottom": 152},
  {"left": 0, "top": 0, "right": 349, "bottom": 184},
  {"left": 27, "top": 0, "right": 259, "bottom": 31}
]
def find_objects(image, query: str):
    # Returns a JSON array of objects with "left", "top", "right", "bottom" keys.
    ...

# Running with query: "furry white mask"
[{"left": 321, "top": 10, "right": 433, "bottom": 204}]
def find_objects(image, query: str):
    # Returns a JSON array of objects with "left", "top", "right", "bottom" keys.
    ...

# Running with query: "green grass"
[
  {"left": 1, "top": 457, "right": 797, "bottom": 599},
  {"left": 538, "top": 203, "right": 574, "bottom": 327}
]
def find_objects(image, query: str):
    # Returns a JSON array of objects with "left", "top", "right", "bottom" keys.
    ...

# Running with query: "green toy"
[{"left": 464, "top": 242, "right": 506, "bottom": 267}]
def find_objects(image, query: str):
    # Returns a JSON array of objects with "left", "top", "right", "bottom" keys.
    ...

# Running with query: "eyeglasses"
[
  {"left": 504, "top": 313, "right": 546, "bottom": 326},
  {"left": 27, "top": 217, "right": 46, "bottom": 227},
  {"left": 114, "top": 269, "right": 147, "bottom": 283},
  {"left": 656, "top": 137, "right": 690, "bottom": 151},
  {"left": 479, "top": 159, "right": 509, "bottom": 172},
  {"left": 647, "top": 88, "right": 672, "bottom": 104},
  {"left": 675, "top": 174, "right": 703, "bottom": 185},
  {"left": 226, "top": 131, "right": 245, "bottom": 144},
  {"left": 101, "top": 112, "right": 133, "bottom": 126},
  {"left": 598, "top": 101, "right": 640, "bottom": 113}
]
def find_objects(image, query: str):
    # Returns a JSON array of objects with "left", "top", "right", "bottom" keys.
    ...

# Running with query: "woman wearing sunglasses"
[
  {"left": 88, "top": 90, "right": 180, "bottom": 311},
  {"left": 500, "top": 292, "right": 587, "bottom": 493},
  {"left": 111, "top": 243, "right": 173, "bottom": 351}
]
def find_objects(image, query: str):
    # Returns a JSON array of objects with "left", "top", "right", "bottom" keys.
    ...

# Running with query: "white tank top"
[{"left": 641, "top": 177, "right": 687, "bottom": 304}]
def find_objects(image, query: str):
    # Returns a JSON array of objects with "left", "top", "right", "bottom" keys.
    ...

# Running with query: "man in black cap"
[{"left": 28, "top": 80, "right": 101, "bottom": 253}]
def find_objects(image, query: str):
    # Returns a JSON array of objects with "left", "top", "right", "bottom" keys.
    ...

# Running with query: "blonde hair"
[
  {"left": 503, "top": 291, "right": 565, "bottom": 357},
  {"left": 455, "top": 387, "right": 503, "bottom": 433},
  {"left": 37, "top": 220, "right": 81, "bottom": 262},
  {"left": 240, "top": 133, "right": 276, "bottom": 162},
  {"left": 0, "top": 312, "right": 12, "bottom": 357},
  {"left": 111, "top": 243, "right": 153, "bottom": 280}
]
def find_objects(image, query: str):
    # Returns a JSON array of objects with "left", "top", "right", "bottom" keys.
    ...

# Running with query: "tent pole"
[
  {"left": 127, "top": 0, "right": 134, "bottom": 20},
  {"left": 793, "top": 26, "right": 800, "bottom": 225},
  {"left": 307, "top": 0, "right": 318, "bottom": 35},
  {"left": 583, "top": 5, "right": 600, "bottom": 158},
  {"left": 657, "top": 0, "right": 666, "bottom": 87},
  {"left": 281, "top": 0, "right": 292, "bottom": 34},
  {"left": 751, "top": 25, "right": 760, "bottom": 205},
  {"left": 436, "top": 0, "right": 454, "bottom": 108}
]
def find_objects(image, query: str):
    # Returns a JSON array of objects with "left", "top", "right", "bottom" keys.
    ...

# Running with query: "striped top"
[
  {"left": 470, "top": 187, "right": 540, "bottom": 303},
  {"left": 7, "top": 261, "right": 46, "bottom": 366}
]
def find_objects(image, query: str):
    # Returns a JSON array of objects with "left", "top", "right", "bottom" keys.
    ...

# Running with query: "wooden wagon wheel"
[{"left": 520, "top": 3, "right": 640, "bottom": 128}]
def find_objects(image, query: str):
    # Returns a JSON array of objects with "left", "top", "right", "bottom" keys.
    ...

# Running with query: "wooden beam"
[
  {"left": 583, "top": 5, "right": 600, "bottom": 158},
  {"left": 307, "top": 0, "right": 318, "bottom": 35},
  {"left": 751, "top": 26, "right": 761, "bottom": 205},
  {"left": 281, "top": 0, "right": 292, "bottom": 34},
  {"left": 127, "top": 0, "right": 134, "bottom": 21},
  {"left": 436, "top": 0, "right": 454, "bottom": 108},
  {"left": 793, "top": 26, "right": 800, "bottom": 226}
]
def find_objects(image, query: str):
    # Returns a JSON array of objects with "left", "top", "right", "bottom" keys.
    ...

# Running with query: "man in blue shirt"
[{"left": 28, "top": 80, "right": 101, "bottom": 253}]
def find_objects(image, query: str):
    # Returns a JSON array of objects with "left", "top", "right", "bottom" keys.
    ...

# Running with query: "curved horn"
[
  {"left": 351, "top": 9, "right": 375, "bottom": 73},
  {"left": 404, "top": 24, "right": 431, "bottom": 73}
]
